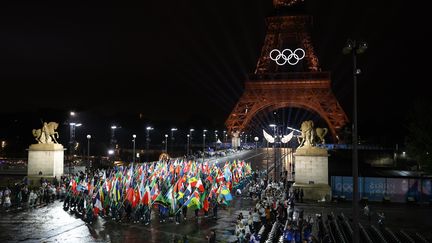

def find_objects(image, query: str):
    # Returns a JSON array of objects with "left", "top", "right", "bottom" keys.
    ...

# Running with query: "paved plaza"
[{"left": 1, "top": 149, "right": 431, "bottom": 242}]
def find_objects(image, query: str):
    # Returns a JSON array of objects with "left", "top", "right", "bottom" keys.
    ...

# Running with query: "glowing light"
[{"left": 269, "top": 48, "right": 305, "bottom": 65}]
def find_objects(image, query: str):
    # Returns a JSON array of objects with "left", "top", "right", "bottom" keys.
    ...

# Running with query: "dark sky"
[{"left": 1, "top": 0, "right": 431, "bottom": 147}]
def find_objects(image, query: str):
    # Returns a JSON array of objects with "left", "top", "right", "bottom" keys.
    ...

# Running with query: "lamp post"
[
  {"left": 187, "top": 134, "right": 190, "bottom": 156},
  {"left": 170, "top": 128, "right": 177, "bottom": 154},
  {"left": 254, "top": 136, "right": 259, "bottom": 154},
  {"left": 215, "top": 130, "right": 218, "bottom": 151},
  {"left": 164, "top": 134, "right": 168, "bottom": 153},
  {"left": 343, "top": 39, "right": 367, "bottom": 243},
  {"left": 69, "top": 121, "right": 81, "bottom": 173},
  {"left": 270, "top": 124, "right": 277, "bottom": 180},
  {"left": 146, "top": 126, "right": 153, "bottom": 161},
  {"left": 203, "top": 129, "right": 207, "bottom": 162},
  {"left": 110, "top": 125, "right": 117, "bottom": 148},
  {"left": 189, "top": 128, "right": 194, "bottom": 156},
  {"left": 86, "top": 134, "right": 91, "bottom": 170},
  {"left": 132, "top": 134, "right": 136, "bottom": 163},
  {"left": 108, "top": 149, "right": 114, "bottom": 165}
]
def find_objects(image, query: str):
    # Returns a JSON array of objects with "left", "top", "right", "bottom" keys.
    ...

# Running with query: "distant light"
[
  {"left": 70, "top": 123, "right": 76, "bottom": 126},
  {"left": 203, "top": 129, "right": 207, "bottom": 133},
  {"left": 108, "top": 149, "right": 114, "bottom": 155},
  {"left": 87, "top": 134, "right": 91, "bottom": 139},
  {"left": 111, "top": 125, "right": 117, "bottom": 129},
  {"left": 132, "top": 134, "right": 136, "bottom": 138},
  {"left": 402, "top": 151, "right": 406, "bottom": 156},
  {"left": 136, "top": 153, "right": 140, "bottom": 158},
  {"left": 171, "top": 128, "right": 177, "bottom": 131},
  {"left": 187, "top": 134, "right": 190, "bottom": 137},
  {"left": 203, "top": 134, "right": 206, "bottom": 137},
  {"left": 254, "top": 137, "right": 259, "bottom": 142},
  {"left": 165, "top": 134, "right": 168, "bottom": 138},
  {"left": 70, "top": 111, "right": 75, "bottom": 116},
  {"left": 146, "top": 126, "right": 153, "bottom": 130},
  {"left": 75, "top": 123, "right": 82, "bottom": 127},
  {"left": 269, "top": 124, "right": 276, "bottom": 128},
  {"left": 287, "top": 126, "right": 301, "bottom": 133}
]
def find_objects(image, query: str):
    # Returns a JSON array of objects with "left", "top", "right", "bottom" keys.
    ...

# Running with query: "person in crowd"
[
  {"left": 363, "top": 203, "right": 371, "bottom": 222},
  {"left": 175, "top": 204, "right": 181, "bottom": 224},
  {"left": 249, "top": 230, "right": 260, "bottom": 243},
  {"left": 3, "top": 187, "right": 11, "bottom": 210},
  {"left": 300, "top": 188, "right": 304, "bottom": 203},
  {"left": 212, "top": 201, "right": 218, "bottom": 219},
  {"left": 182, "top": 204, "right": 188, "bottom": 220},
  {"left": 206, "top": 229, "right": 216, "bottom": 243}
]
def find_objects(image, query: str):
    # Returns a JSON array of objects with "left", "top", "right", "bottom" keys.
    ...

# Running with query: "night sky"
[{"left": 1, "top": 0, "right": 431, "bottom": 150}]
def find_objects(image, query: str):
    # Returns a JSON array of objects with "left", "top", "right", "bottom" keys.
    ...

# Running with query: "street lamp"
[
  {"left": 254, "top": 136, "right": 259, "bottom": 154},
  {"left": 110, "top": 125, "right": 117, "bottom": 148},
  {"left": 132, "top": 134, "right": 136, "bottom": 163},
  {"left": 269, "top": 124, "right": 277, "bottom": 180},
  {"left": 164, "top": 134, "right": 168, "bottom": 153},
  {"left": 215, "top": 130, "right": 218, "bottom": 151},
  {"left": 203, "top": 130, "right": 207, "bottom": 162},
  {"left": 343, "top": 38, "right": 367, "bottom": 243},
  {"left": 171, "top": 128, "right": 177, "bottom": 140},
  {"left": 146, "top": 126, "right": 153, "bottom": 161},
  {"left": 189, "top": 129, "right": 194, "bottom": 155},
  {"left": 86, "top": 134, "right": 91, "bottom": 170},
  {"left": 170, "top": 128, "right": 177, "bottom": 154},
  {"left": 187, "top": 134, "right": 190, "bottom": 156}
]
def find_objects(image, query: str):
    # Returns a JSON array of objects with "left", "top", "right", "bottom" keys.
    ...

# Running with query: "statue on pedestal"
[
  {"left": 297, "top": 120, "right": 328, "bottom": 148},
  {"left": 32, "top": 122, "right": 60, "bottom": 144}
]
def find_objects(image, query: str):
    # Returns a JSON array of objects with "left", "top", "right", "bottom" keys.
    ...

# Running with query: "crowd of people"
[
  {"left": 0, "top": 176, "right": 68, "bottom": 212},
  {"left": 233, "top": 173, "right": 314, "bottom": 243},
  {"left": 2, "top": 160, "right": 252, "bottom": 229}
]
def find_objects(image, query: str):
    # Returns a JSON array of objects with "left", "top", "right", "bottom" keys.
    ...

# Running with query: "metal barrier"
[{"left": 399, "top": 229, "right": 415, "bottom": 243}]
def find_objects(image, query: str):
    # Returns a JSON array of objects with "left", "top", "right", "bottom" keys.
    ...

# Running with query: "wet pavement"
[{"left": 1, "top": 148, "right": 431, "bottom": 242}]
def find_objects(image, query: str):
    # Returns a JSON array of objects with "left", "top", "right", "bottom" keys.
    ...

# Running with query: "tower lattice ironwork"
[{"left": 226, "top": 4, "right": 348, "bottom": 141}]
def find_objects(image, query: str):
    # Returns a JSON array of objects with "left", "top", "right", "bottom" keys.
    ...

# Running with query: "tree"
[{"left": 405, "top": 98, "right": 432, "bottom": 172}]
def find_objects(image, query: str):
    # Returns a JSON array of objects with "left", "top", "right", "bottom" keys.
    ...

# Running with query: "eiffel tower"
[{"left": 226, "top": 0, "right": 348, "bottom": 142}]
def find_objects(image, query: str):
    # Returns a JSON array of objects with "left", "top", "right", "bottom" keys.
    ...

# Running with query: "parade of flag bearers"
[{"left": 61, "top": 159, "right": 253, "bottom": 224}]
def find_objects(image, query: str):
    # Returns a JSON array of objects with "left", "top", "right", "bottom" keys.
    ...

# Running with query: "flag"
[
  {"left": 188, "top": 177, "right": 198, "bottom": 188},
  {"left": 95, "top": 198, "right": 103, "bottom": 211},
  {"left": 195, "top": 178, "right": 204, "bottom": 193},
  {"left": 142, "top": 185, "right": 150, "bottom": 205}
]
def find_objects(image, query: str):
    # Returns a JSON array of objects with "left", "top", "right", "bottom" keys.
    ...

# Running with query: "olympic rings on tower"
[{"left": 269, "top": 48, "right": 305, "bottom": 66}]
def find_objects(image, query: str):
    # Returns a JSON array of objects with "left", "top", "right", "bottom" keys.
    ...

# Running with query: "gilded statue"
[
  {"left": 32, "top": 122, "right": 59, "bottom": 144},
  {"left": 297, "top": 120, "right": 328, "bottom": 148}
]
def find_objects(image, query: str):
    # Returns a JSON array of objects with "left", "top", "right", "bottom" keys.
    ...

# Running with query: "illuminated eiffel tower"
[{"left": 226, "top": 0, "right": 348, "bottom": 142}]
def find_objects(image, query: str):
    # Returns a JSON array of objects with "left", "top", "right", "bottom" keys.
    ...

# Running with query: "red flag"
[
  {"left": 132, "top": 189, "right": 140, "bottom": 208},
  {"left": 205, "top": 175, "right": 213, "bottom": 183},
  {"left": 203, "top": 198, "right": 209, "bottom": 212},
  {"left": 142, "top": 186, "right": 150, "bottom": 205},
  {"left": 126, "top": 187, "right": 134, "bottom": 203},
  {"left": 195, "top": 178, "right": 204, "bottom": 193}
]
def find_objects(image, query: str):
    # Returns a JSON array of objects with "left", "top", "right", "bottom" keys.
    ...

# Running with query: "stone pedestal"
[
  {"left": 231, "top": 137, "right": 240, "bottom": 149},
  {"left": 293, "top": 146, "right": 331, "bottom": 201},
  {"left": 27, "top": 144, "right": 64, "bottom": 180}
]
